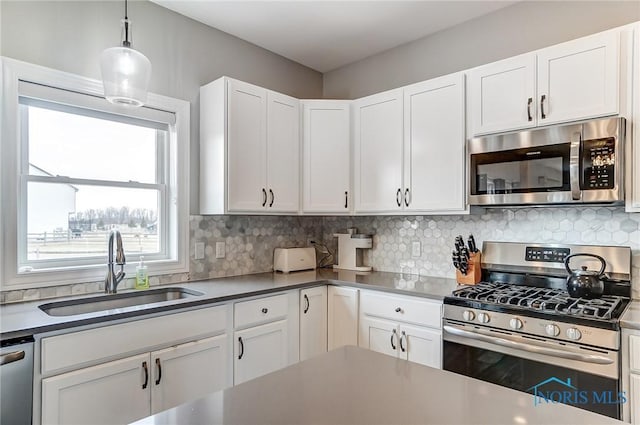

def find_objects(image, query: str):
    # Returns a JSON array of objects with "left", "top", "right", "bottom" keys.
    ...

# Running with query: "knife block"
[{"left": 456, "top": 252, "right": 482, "bottom": 285}]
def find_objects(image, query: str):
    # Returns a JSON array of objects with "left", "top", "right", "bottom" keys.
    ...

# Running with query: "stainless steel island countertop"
[
  {"left": 1, "top": 269, "right": 458, "bottom": 341},
  {"left": 132, "top": 346, "right": 622, "bottom": 425}
]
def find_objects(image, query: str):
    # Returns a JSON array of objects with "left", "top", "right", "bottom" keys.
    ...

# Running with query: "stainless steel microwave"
[{"left": 467, "top": 117, "right": 625, "bottom": 206}]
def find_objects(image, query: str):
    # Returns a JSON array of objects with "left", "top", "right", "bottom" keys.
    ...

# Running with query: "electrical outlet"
[
  {"left": 194, "top": 242, "right": 205, "bottom": 260},
  {"left": 411, "top": 241, "right": 421, "bottom": 257},
  {"left": 215, "top": 242, "right": 225, "bottom": 259}
]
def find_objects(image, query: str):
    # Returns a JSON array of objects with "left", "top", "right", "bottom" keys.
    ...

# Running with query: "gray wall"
[
  {"left": 323, "top": 1, "right": 640, "bottom": 99},
  {"left": 0, "top": 0, "right": 323, "bottom": 213}
]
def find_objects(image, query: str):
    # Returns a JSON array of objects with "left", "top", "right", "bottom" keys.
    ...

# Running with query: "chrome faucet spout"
[{"left": 105, "top": 230, "right": 126, "bottom": 294}]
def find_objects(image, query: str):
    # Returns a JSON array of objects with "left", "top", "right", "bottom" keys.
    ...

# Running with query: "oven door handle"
[{"left": 443, "top": 325, "right": 613, "bottom": 365}]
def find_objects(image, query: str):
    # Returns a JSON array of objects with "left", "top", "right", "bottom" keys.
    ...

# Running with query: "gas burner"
[{"left": 450, "top": 282, "right": 625, "bottom": 321}]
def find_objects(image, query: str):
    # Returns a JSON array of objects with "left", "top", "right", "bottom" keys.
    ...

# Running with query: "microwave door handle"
[
  {"left": 443, "top": 325, "right": 613, "bottom": 365},
  {"left": 569, "top": 132, "right": 581, "bottom": 201}
]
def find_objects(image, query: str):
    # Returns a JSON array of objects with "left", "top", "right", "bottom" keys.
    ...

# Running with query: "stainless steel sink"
[{"left": 39, "top": 287, "right": 204, "bottom": 317}]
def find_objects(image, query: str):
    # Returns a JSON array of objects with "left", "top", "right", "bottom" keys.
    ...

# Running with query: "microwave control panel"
[{"left": 581, "top": 137, "right": 615, "bottom": 190}]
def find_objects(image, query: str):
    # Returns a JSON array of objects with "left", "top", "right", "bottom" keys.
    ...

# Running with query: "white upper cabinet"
[
  {"left": 403, "top": 74, "right": 466, "bottom": 212},
  {"left": 628, "top": 23, "right": 640, "bottom": 212},
  {"left": 353, "top": 89, "right": 404, "bottom": 213},
  {"left": 353, "top": 74, "right": 467, "bottom": 214},
  {"left": 200, "top": 77, "right": 300, "bottom": 214},
  {"left": 302, "top": 100, "right": 351, "bottom": 213},
  {"left": 468, "top": 54, "right": 536, "bottom": 135},
  {"left": 469, "top": 29, "right": 620, "bottom": 136}
]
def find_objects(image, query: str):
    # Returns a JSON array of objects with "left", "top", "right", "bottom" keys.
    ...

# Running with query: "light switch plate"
[
  {"left": 215, "top": 242, "right": 226, "bottom": 259},
  {"left": 194, "top": 242, "right": 205, "bottom": 260},
  {"left": 411, "top": 241, "right": 421, "bottom": 257}
]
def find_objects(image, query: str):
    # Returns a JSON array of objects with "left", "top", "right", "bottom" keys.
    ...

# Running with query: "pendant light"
[{"left": 100, "top": 0, "right": 151, "bottom": 107}]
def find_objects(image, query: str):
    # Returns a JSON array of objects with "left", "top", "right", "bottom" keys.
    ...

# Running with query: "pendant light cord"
[{"left": 122, "top": 0, "right": 131, "bottom": 47}]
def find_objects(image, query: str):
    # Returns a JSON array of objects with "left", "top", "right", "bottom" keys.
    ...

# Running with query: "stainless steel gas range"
[{"left": 443, "top": 241, "right": 632, "bottom": 420}]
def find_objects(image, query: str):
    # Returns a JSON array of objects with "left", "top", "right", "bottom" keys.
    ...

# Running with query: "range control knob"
[
  {"left": 545, "top": 324, "right": 560, "bottom": 337},
  {"left": 566, "top": 327, "right": 582, "bottom": 341},
  {"left": 477, "top": 312, "right": 490, "bottom": 324},
  {"left": 462, "top": 310, "right": 475, "bottom": 321},
  {"left": 509, "top": 318, "right": 523, "bottom": 330}
]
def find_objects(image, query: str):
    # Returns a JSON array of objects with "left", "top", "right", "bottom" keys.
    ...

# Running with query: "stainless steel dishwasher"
[{"left": 1, "top": 336, "right": 34, "bottom": 425}]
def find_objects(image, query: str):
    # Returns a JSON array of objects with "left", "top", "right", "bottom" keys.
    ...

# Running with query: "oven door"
[{"left": 443, "top": 321, "right": 622, "bottom": 419}]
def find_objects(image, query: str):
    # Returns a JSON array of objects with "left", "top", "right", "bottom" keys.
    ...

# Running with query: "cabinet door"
[
  {"left": 353, "top": 89, "right": 404, "bottom": 213},
  {"left": 632, "top": 374, "right": 640, "bottom": 424},
  {"left": 359, "top": 316, "right": 399, "bottom": 359},
  {"left": 41, "top": 353, "right": 150, "bottom": 425},
  {"left": 150, "top": 334, "right": 229, "bottom": 414},
  {"left": 468, "top": 54, "right": 536, "bottom": 135},
  {"left": 234, "top": 320, "right": 288, "bottom": 385},
  {"left": 628, "top": 24, "right": 640, "bottom": 212},
  {"left": 302, "top": 101, "right": 351, "bottom": 213},
  {"left": 267, "top": 91, "right": 300, "bottom": 212},
  {"left": 327, "top": 286, "right": 359, "bottom": 350},
  {"left": 227, "top": 79, "right": 267, "bottom": 212},
  {"left": 537, "top": 31, "right": 619, "bottom": 126},
  {"left": 399, "top": 323, "right": 442, "bottom": 369},
  {"left": 300, "top": 286, "right": 328, "bottom": 361},
  {"left": 403, "top": 74, "right": 466, "bottom": 212}
]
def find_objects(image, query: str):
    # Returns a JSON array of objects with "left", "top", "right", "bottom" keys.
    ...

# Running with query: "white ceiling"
[{"left": 150, "top": 1, "right": 518, "bottom": 73}]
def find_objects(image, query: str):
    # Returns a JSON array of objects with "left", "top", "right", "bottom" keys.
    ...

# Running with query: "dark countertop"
[
  {"left": 131, "top": 346, "right": 622, "bottom": 425},
  {"left": 0, "top": 269, "right": 459, "bottom": 341}
]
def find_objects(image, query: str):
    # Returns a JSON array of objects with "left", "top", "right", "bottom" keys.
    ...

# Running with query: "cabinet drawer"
[
  {"left": 234, "top": 294, "right": 289, "bottom": 329},
  {"left": 630, "top": 334, "right": 640, "bottom": 373},
  {"left": 41, "top": 305, "right": 228, "bottom": 376},
  {"left": 360, "top": 291, "right": 441, "bottom": 329}
]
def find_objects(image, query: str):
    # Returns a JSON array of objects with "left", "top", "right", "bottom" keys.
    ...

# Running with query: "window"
[{"left": 1, "top": 58, "right": 189, "bottom": 288}]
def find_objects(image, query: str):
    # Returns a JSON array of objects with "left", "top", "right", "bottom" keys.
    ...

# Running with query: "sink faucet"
[{"left": 105, "top": 230, "right": 126, "bottom": 294}]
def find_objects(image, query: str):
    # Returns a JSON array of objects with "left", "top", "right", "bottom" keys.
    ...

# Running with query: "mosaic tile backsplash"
[{"left": 1, "top": 207, "right": 639, "bottom": 303}]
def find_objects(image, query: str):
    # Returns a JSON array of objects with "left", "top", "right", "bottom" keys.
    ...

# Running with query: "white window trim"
[{"left": 0, "top": 57, "right": 190, "bottom": 290}]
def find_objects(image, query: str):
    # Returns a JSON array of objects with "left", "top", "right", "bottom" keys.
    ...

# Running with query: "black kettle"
[{"left": 564, "top": 253, "right": 607, "bottom": 299}]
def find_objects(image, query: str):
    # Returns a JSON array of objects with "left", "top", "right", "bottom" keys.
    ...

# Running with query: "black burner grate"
[{"left": 451, "top": 282, "right": 624, "bottom": 320}]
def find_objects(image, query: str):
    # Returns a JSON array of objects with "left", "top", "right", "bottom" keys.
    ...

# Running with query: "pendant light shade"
[{"left": 101, "top": 2, "right": 151, "bottom": 107}]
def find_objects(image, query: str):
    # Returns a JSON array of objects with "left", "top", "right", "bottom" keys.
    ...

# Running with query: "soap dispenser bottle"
[{"left": 135, "top": 256, "right": 149, "bottom": 289}]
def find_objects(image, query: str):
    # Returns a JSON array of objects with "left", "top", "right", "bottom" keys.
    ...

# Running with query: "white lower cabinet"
[
  {"left": 42, "top": 353, "right": 150, "bottom": 425},
  {"left": 299, "top": 286, "right": 328, "bottom": 361},
  {"left": 150, "top": 335, "right": 228, "bottom": 414},
  {"left": 327, "top": 286, "right": 359, "bottom": 350},
  {"left": 233, "top": 320, "right": 288, "bottom": 385},
  {"left": 41, "top": 335, "right": 229, "bottom": 425},
  {"left": 358, "top": 291, "right": 442, "bottom": 369}
]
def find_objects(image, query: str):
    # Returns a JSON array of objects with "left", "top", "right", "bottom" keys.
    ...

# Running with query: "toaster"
[{"left": 273, "top": 247, "right": 316, "bottom": 273}]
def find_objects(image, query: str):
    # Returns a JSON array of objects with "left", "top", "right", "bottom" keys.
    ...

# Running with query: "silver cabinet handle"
[
  {"left": 396, "top": 188, "right": 402, "bottom": 207},
  {"left": 443, "top": 325, "right": 613, "bottom": 364},
  {"left": 404, "top": 188, "right": 410, "bottom": 207},
  {"left": 0, "top": 350, "right": 25, "bottom": 365},
  {"left": 540, "top": 94, "right": 547, "bottom": 119},
  {"left": 344, "top": 191, "right": 348, "bottom": 209},
  {"left": 269, "top": 189, "right": 274, "bottom": 207},
  {"left": 390, "top": 329, "right": 397, "bottom": 350},
  {"left": 527, "top": 97, "right": 533, "bottom": 122},
  {"left": 261, "top": 188, "right": 267, "bottom": 207},
  {"left": 400, "top": 331, "right": 406, "bottom": 353}
]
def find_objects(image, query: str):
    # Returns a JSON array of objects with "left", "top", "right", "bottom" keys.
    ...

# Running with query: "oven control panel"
[{"left": 525, "top": 246, "right": 570, "bottom": 263}]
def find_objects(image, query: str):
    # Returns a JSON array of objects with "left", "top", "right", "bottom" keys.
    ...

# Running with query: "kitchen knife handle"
[
  {"left": 527, "top": 97, "right": 533, "bottom": 122},
  {"left": 269, "top": 189, "right": 274, "bottom": 207},
  {"left": 396, "top": 189, "right": 402, "bottom": 207},
  {"left": 155, "top": 358, "right": 162, "bottom": 385},
  {"left": 142, "top": 361, "right": 149, "bottom": 389},
  {"left": 390, "top": 329, "right": 397, "bottom": 350},
  {"left": 540, "top": 94, "right": 547, "bottom": 119},
  {"left": 262, "top": 188, "right": 267, "bottom": 207}
]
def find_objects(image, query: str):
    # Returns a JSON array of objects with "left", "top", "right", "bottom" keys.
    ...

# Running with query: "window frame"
[{"left": 0, "top": 57, "right": 190, "bottom": 289}]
